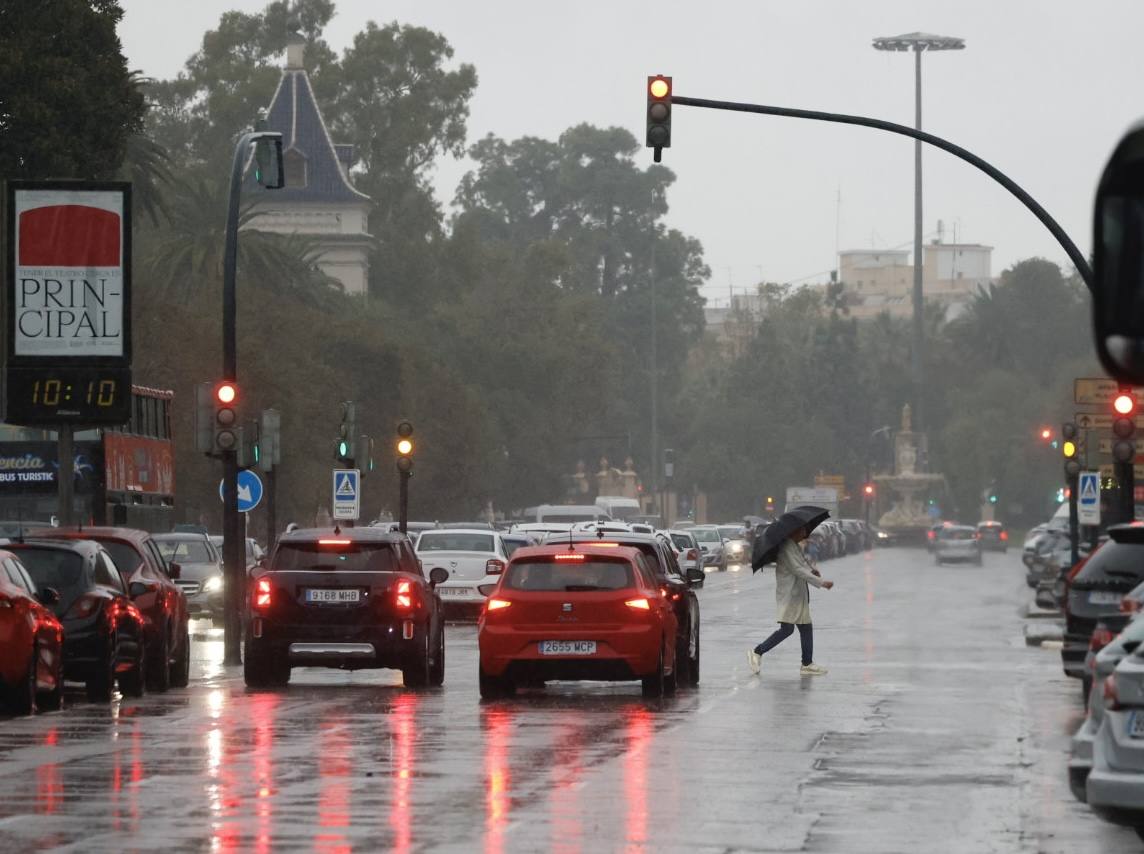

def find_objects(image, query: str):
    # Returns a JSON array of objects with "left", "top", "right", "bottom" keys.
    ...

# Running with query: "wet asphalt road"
[{"left": 0, "top": 546, "right": 1141, "bottom": 853}]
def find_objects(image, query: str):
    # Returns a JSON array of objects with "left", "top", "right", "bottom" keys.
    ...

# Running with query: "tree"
[{"left": 0, "top": 0, "right": 145, "bottom": 179}]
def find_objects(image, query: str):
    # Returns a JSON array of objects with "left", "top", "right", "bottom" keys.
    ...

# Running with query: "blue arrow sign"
[{"left": 218, "top": 469, "right": 264, "bottom": 513}]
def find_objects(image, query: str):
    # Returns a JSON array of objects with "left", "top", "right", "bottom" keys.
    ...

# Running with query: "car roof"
[
  {"left": 508, "top": 544, "right": 645, "bottom": 563},
  {"left": 153, "top": 532, "right": 209, "bottom": 541},
  {"left": 29, "top": 526, "right": 151, "bottom": 544},
  {"left": 6, "top": 538, "right": 102, "bottom": 557},
  {"left": 417, "top": 528, "right": 497, "bottom": 536},
  {"left": 277, "top": 527, "right": 407, "bottom": 544}
]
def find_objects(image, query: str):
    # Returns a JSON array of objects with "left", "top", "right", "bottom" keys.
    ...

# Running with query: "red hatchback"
[
  {"left": 478, "top": 544, "right": 678, "bottom": 698},
  {"left": 0, "top": 549, "right": 64, "bottom": 715}
]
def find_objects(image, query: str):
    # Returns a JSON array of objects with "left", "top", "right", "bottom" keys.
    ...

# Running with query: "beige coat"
[{"left": 773, "top": 538, "right": 824, "bottom": 624}]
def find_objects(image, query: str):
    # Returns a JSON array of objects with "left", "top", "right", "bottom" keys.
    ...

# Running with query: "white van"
[
  {"left": 530, "top": 504, "right": 612, "bottom": 524},
  {"left": 595, "top": 496, "right": 641, "bottom": 521}
]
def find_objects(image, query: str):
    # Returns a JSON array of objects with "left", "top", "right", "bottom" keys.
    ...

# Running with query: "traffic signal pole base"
[{"left": 222, "top": 451, "right": 243, "bottom": 667}]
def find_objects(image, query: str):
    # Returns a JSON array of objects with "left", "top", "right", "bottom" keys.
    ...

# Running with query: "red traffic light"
[
  {"left": 216, "top": 382, "right": 237, "bottom": 405},
  {"left": 1114, "top": 393, "right": 1135, "bottom": 415},
  {"left": 863, "top": 483, "right": 875, "bottom": 496},
  {"left": 1039, "top": 427, "right": 1052, "bottom": 441}
]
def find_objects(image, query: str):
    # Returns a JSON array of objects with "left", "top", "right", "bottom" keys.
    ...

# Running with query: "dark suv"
[
  {"left": 245, "top": 528, "right": 447, "bottom": 689},
  {"left": 543, "top": 530, "right": 702, "bottom": 687},
  {"left": 1063, "top": 524, "right": 1144, "bottom": 690}
]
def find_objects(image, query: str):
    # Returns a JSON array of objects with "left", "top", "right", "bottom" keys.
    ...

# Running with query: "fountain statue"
[{"left": 874, "top": 404, "right": 948, "bottom": 537}]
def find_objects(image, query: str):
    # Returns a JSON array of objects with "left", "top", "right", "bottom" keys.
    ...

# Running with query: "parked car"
[
  {"left": 156, "top": 532, "right": 225, "bottom": 623},
  {"left": 30, "top": 527, "right": 190, "bottom": 692},
  {"left": 821, "top": 521, "right": 847, "bottom": 557},
  {"left": 690, "top": 525, "right": 727, "bottom": 571},
  {"left": 717, "top": 525, "right": 750, "bottom": 567},
  {"left": 416, "top": 528, "right": 511, "bottom": 618},
  {"left": 666, "top": 529, "right": 704, "bottom": 588},
  {"left": 477, "top": 543, "right": 679, "bottom": 698},
  {"left": 0, "top": 549, "right": 63, "bottom": 715},
  {"left": 1070, "top": 615, "right": 1144, "bottom": 801},
  {"left": 11, "top": 539, "right": 147, "bottom": 702},
  {"left": 1086, "top": 646, "right": 1144, "bottom": 840},
  {"left": 1063, "top": 525, "right": 1144, "bottom": 687},
  {"left": 245, "top": 527, "right": 446, "bottom": 688},
  {"left": 544, "top": 530, "right": 701, "bottom": 687},
  {"left": 933, "top": 525, "right": 982, "bottom": 565},
  {"left": 838, "top": 520, "right": 869, "bottom": 553},
  {"left": 976, "top": 521, "right": 1009, "bottom": 552}
]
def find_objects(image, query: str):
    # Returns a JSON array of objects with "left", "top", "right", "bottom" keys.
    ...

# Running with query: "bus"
[{"left": 0, "top": 385, "right": 175, "bottom": 531}]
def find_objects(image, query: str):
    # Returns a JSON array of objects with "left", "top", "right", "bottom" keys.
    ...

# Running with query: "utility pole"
[{"left": 649, "top": 190, "right": 659, "bottom": 514}]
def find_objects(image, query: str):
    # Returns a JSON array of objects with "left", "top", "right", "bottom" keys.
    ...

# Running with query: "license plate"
[
  {"left": 439, "top": 587, "right": 471, "bottom": 597},
  {"left": 305, "top": 588, "right": 360, "bottom": 604},
  {"left": 539, "top": 640, "right": 596, "bottom": 655},
  {"left": 1089, "top": 591, "right": 1123, "bottom": 606},
  {"left": 1131, "top": 712, "right": 1144, "bottom": 739}
]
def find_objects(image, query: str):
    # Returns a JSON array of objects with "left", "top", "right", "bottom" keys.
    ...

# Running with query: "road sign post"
[{"left": 332, "top": 469, "right": 361, "bottom": 522}]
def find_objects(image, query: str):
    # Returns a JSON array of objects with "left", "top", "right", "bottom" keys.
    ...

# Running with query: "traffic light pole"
[
  {"left": 1068, "top": 469, "right": 1080, "bottom": 568},
  {"left": 399, "top": 471, "right": 410, "bottom": 535},
  {"left": 1116, "top": 461, "right": 1135, "bottom": 524},
  {"left": 265, "top": 467, "right": 277, "bottom": 553}
]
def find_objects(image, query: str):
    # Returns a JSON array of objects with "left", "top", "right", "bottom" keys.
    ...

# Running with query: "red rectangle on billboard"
[{"left": 103, "top": 433, "right": 175, "bottom": 497}]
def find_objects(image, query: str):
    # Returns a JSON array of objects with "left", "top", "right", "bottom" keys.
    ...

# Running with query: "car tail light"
[
  {"left": 1000, "top": 531, "right": 1009, "bottom": 541},
  {"left": 625, "top": 598, "right": 651, "bottom": 610},
  {"left": 253, "top": 578, "right": 272, "bottom": 610},
  {"left": 65, "top": 594, "right": 102, "bottom": 619},
  {"left": 1104, "top": 674, "right": 1122, "bottom": 711},
  {"left": 396, "top": 580, "right": 413, "bottom": 609},
  {"left": 927, "top": 531, "right": 936, "bottom": 540},
  {"left": 485, "top": 559, "right": 506, "bottom": 575},
  {"left": 318, "top": 539, "right": 352, "bottom": 547},
  {"left": 486, "top": 598, "right": 511, "bottom": 611},
  {"left": 1090, "top": 626, "right": 1115, "bottom": 652}
]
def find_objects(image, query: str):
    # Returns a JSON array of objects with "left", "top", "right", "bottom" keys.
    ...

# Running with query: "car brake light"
[
  {"left": 65, "top": 594, "right": 102, "bottom": 620},
  {"left": 1000, "top": 531, "right": 1008, "bottom": 541},
  {"left": 318, "top": 539, "right": 352, "bottom": 547},
  {"left": 927, "top": 531, "right": 936, "bottom": 540},
  {"left": 1090, "top": 626, "right": 1115, "bottom": 651},
  {"left": 594, "top": 542, "right": 620, "bottom": 548},
  {"left": 485, "top": 559, "right": 506, "bottom": 575},
  {"left": 625, "top": 598, "right": 650, "bottom": 610},
  {"left": 254, "top": 578, "right": 272, "bottom": 610},
  {"left": 396, "top": 579, "right": 413, "bottom": 609},
  {"left": 554, "top": 553, "right": 585, "bottom": 561},
  {"left": 486, "top": 598, "right": 511, "bottom": 611},
  {"left": 1104, "top": 674, "right": 1122, "bottom": 711}
]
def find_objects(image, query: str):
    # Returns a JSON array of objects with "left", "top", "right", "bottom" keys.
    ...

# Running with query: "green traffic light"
[
  {"left": 253, "top": 444, "right": 260, "bottom": 463},
  {"left": 338, "top": 440, "right": 348, "bottom": 457},
  {"left": 989, "top": 494, "right": 998, "bottom": 504}
]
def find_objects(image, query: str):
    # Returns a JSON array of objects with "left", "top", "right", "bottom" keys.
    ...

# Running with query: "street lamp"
[{"left": 872, "top": 32, "right": 965, "bottom": 430}]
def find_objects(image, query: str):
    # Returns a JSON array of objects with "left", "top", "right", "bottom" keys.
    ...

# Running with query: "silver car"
[
  {"left": 933, "top": 525, "right": 982, "bottom": 565},
  {"left": 691, "top": 525, "right": 727, "bottom": 572},
  {"left": 1087, "top": 646, "right": 1144, "bottom": 839},
  {"left": 1071, "top": 616, "right": 1144, "bottom": 802},
  {"left": 718, "top": 525, "right": 750, "bottom": 569}
]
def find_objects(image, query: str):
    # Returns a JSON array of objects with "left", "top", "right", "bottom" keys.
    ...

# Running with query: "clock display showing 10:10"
[
  {"left": 3, "top": 366, "right": 132, "bottom": 425},
  {"left": 32, "top": 378, "right": 117, "bottom": 407}
]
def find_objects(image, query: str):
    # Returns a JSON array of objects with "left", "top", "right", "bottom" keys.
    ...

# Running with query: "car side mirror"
[
  {"left": 36, "top": 587, "right": 60, "bottom": 606},
  {"left": 428, "top": 567, "right": 449, "bottom": 587},
  {"left": 167, "top": 561, "right": 181, "bottom": 580},
  {"left": 1124, "top": 640, "right": 1141, "bottom": 654},
  {"left": 686, "top": 568, "right": 705, "bottom": 586},
  {"left": 1094, "top": 120, "right": 1144, "bottom": 383}
]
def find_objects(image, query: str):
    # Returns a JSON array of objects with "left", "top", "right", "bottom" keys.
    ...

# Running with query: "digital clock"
[{"left": 3, "top": 365, "right": 132, "bottom": 425}]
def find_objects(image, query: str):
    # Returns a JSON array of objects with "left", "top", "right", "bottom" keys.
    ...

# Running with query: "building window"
[{"left": 284, "top": 149, "right": 308, "bottom": 188}]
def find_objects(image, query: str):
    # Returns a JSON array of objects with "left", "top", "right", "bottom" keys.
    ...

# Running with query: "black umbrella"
[{"left": 751, "top": 505, "right": 830, "bottom": 572}]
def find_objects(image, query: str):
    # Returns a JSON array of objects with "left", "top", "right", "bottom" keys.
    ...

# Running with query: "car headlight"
[
  {"left": 728, "top": 542, "right": 743, "bottom": 554},
  {"left": 877, "top": 532, "right": 889, "bottom": 539},
  {"left": 203, "top": 575, "right": 224, "bottom": 593}
]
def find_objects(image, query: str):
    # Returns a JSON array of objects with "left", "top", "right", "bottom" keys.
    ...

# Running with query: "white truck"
[{"left": 785, "top": 486, "right": 840, "bottom": 519}]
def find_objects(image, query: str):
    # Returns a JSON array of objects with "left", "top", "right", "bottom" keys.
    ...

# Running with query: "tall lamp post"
[{"left": 872, "top": 31, "right": 965, "bottom": 432}]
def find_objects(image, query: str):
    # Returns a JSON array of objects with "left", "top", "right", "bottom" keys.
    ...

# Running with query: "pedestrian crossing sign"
[
  {"left": 1078, "top": 471, "right": 1100, "bottom": 526},
  {"left": 332, "top": 468, "right": 361, "bottom": 520}
]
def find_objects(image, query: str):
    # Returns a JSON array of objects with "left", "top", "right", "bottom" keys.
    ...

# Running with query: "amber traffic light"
[{"left": 646, "top": 75, "right": 672, "bottom": 162}]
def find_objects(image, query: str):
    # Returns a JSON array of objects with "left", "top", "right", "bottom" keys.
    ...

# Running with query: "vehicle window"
[
  {"left": 16, "top": 548, "right": 85, "bottom": 596},
  {"left": 662, "top": 545, "right": 682, "bottom": 576},
  {"left": 692, "top": 528, "right": 720, "bottom": 543},
  {"left": 1076, "top": 541, "right": 1144, "bottom": 583},
  {"left": 504, "top": 558, "right": 633, "bottom": 591},
  {"left": 144, "top": 541, "right": 171, "bottom": 578},
  {"left": 501, "top": 537, "right": 530, "bottom": 557},
  {"left": 4, "top": 559, "right": 33, "bottom": 594},
  {"left": 417, "top": 533, "right": 494, "bottom": 552},
  {"left": 670, "top": 534, "right": 693, "bottom": 550},
  {"left": 718, "top": 526, "right": 742, "bottom": 539},
  {"left": 100, "top": 541, "right": 144, "bottom": 578},
  {"left": 274, "top": 542, "right": 400, "bottom": 573},
  {"left": 13, "top": 562, "right": 40, "bottom": 596},
  {"left": 95, "top": 554, "right": 124, "bottom": 591},
  {"left": 155, "top": 539, "right": 213, "bottom": 563},
  {"left": 539, "top": 513, "right": 601, "bottom": 523}
]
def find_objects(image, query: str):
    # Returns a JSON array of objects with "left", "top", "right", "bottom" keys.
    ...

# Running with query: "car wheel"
[
  {"left": 118, "top": 637, "right": 146, "bottom": 699},
  {"left": 402, "top": 628, "right": 431, "bottom": 688},
  {"left": 479, "top": 665, "right": 513, "bottom": 699},
  {"left": 86, "top": 635, "right": 117, "bottom": 703},
  {"left": 674, "top": 633, "right": 691, "bottom": 687},
  {"left": 641, "top": 643, "right": 666, "bottom": 698},
  {"left": 169, "top": 623, "right": 191, "bottom": 689},
  {"left": 689, "top": 622, "right": 701, "bottom": 687},
  {"left": 429, "top": 624, "right": 445, "bottom": 687},
  {"left": 9, "top": 643, "right": 37, "bottom": 715},
  {"left": 146, "top": 618, "right": 171, "bottom": 693}
]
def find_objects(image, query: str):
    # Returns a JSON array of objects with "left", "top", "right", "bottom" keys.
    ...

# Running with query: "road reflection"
[
  {"left": 482, "top": 705, "right": 516, "bottom": 854},
  {"left": 623, "top": 706, "right": 653, "bottom": 851},
  {"left": 251, "top": 692, "right": 279, "bottom": 854},
  {"left": 389, "top": 692, "right": 418, "bottom": 854},
  {"left": 548, "top": 712, "right": 584, "bottom": 854},
  {"left": 315, "top": 715, "right": 353, "bottom": 854}
]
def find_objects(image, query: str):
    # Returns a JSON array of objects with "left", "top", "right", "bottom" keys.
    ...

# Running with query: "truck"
[{"left": 785, "top": 486, "right": 840, "bottom": 519}]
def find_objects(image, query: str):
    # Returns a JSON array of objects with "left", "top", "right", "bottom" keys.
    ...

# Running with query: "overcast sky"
[{"left": 119, "top": 1, "right": 1144, "bottom": 305}]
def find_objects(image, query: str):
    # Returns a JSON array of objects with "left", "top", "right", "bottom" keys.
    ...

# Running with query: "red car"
[
  {"left": 31, "top": 528, "right": 190, "bottom": 692},
  {"left": 0, "top": 549, "right": 64, "bottom": 715},
  {"left": 477, "top": 544, "right": 679, "bottom": 698}
]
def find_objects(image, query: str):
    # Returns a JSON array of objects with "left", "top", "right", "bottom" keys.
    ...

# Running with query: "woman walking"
[{"left": 748, "top": 514, "right": 835, "bottom": 676}]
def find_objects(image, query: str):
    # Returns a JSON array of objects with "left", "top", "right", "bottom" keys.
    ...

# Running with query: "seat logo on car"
[
  {"left": 563, "top": 603, "right": 573, "bottom": 612},
  {"left": 450, "top": 561, "right": 457, "bottom": 568}
]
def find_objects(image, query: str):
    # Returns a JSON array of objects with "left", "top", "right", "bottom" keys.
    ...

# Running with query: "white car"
[
  {"left": 666, "top": 530, "right": 704, "bottom": 583},
  {"left": 1087, "top": 645, "right": 1144, "bottom": 839},
  {"left": 416, "top": 529, "right": 509, "bottom": 614}
]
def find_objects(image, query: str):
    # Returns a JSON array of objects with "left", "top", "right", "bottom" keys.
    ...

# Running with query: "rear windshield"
[
  {"left": 501, "top": 538, "right": 530, "bottom": 557},
  {"left": 1076, "top": 541, "right": 1144, "bottom": 585},
  {"left": 940, "top": 529, "right": 976, "bottom": 541},
  {"left": 274, "top": 542, "right": 401, "bottom": 573},
  {"left": 100, "top": 541, "right": 144, "bottom": 575},
  {"left": 718, "top": 527, "right": 742, "bottom": 539},
  {"left": 417, "top": 533, "right": 494, "bottom": 553},
  {"left": 155, "top": 539, "right": 214, "bottom": 563},
  {"left": 504, "top": 559, "right": 633, "bottom": 591},
  {"left": 15, "top": 548, "right": 85, "bottom": 594},
  {"left": 692, "top": 528, "right": 720, "bottom": 543},
  {"left": 670, "top": 534, "right": 693, "bottom": 550}
]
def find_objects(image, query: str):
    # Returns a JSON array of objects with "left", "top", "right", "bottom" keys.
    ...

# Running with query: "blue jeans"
[{"left": 754, "top": 622, "right": 813, "bottom": 666}]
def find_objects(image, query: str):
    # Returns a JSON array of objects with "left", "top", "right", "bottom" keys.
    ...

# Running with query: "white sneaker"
[
  {"left": 800, "top": 662, "right": 828, "bottom": 675},
  {"left": 746, "top": 649, "right": 761, "bottom": 675}
]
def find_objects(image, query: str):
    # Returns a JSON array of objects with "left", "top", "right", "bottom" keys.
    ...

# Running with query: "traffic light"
[
  {"left": 863, "top": 483, "right": 875, "bottom": 498},
  {"left": 646, "top": 75, "right": 672, "bottom": 162},
  {"left": 396, "top": 420, "right": 414, "bottom": 474},
  {"left": 213, "top": 381, "right": 239, "bottom": 453},
  {"left": 1062, "top": 421, "right": 1081, "bottom": 478},
  {"left": 1112, "top": 393, "right": 1136, "bottom": 464},
  {"left": 336, "top": 401, "right": 356, "bottom": 463},
  {"left": 988, "top": 493, "right": 998, "bottom": 505},
  {"left": 238, "top": 418, "right": 260, "bottom": 470},
  {"left": 1039, "top": 427, "right": 1052, "bottom": 441},
  {"left": 663, "top": 448, "right": 674, "bottom": 480}
]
